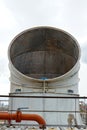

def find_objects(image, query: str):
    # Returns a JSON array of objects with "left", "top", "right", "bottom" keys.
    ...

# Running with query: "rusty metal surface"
[{"left": 10, "top": 27, "right": 79, "bottom": 79}]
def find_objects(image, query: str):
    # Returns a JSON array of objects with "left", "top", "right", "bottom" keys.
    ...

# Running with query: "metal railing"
[{"left": 0, "top": 95, "right": 87, "bottom": 128}]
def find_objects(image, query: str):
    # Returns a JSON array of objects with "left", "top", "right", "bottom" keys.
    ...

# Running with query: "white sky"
[{"left": 0, "top": 0, "right": 87, "bottom": 96}]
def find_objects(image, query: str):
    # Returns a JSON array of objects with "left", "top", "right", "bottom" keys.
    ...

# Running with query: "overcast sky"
[{"left": 0, "top": 0, "right": 87, "bottom": 96}]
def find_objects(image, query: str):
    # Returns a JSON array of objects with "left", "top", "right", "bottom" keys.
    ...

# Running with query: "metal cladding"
[{"left": 8, "top": 27, "right": 81, "bottom": 126}]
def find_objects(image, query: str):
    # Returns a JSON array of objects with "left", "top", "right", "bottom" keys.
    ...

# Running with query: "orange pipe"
[{"left": 0, "top": 111, "right": 46, "bottom": 128}]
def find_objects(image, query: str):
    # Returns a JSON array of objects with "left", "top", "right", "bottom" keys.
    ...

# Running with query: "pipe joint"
[{"left": 15, "top": 110, "right": 22, "bottom": 122}]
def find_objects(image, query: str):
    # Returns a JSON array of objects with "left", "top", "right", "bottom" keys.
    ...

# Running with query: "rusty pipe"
[{"left": 0, "top": 111, "right": 46, "bottom": 128}]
